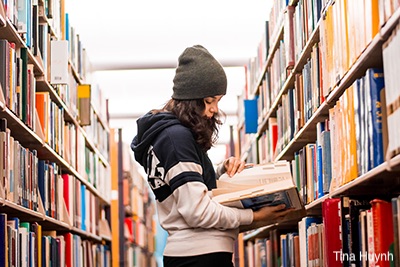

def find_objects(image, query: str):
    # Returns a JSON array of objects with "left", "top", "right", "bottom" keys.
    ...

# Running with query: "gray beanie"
[{"left": 172, "top": 45, "right": 227, "bottom": 100}]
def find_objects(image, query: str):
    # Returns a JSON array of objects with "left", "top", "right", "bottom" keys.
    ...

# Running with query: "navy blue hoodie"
[{"left": 131, "top": 111, "right": 253, "bottom": 256}]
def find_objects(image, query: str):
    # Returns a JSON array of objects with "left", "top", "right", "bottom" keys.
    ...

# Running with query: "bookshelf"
[
  {"left": 237, "top": 0, "right": 400, "bottom": 266},
  {"left": 0, "top": 0, "right": 112, "bottom": 266},
  {"left": 109, "top": 128, "right": 157, "bottom": 267}
]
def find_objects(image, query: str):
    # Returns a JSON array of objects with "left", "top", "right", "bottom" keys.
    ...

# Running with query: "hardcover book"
[{"left": 212, "top": 161, "right": 305, "bottom": 224}]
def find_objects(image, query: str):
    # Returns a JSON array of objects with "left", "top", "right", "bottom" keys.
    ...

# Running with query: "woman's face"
[{"left": 203, "top": 95, "right": 223, "bottom": 118}]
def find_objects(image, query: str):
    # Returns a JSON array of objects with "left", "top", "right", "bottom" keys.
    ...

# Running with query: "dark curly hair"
[{"left": 154, "top": 99, "right": 224, "bottom": 151}]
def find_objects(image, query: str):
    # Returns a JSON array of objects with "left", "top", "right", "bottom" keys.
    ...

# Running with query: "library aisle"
[{"left": 1, "top": 0, "right": 400, "bottom": 267}]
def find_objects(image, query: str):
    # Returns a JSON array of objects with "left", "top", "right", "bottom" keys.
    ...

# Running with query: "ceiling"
[{"left": 65, "top": 0, "right": 273, "bottom": 163}]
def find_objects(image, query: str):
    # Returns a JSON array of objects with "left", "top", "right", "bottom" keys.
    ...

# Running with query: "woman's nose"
[{"left": 210, "top": 105, "right": 218, "bottom": 114}]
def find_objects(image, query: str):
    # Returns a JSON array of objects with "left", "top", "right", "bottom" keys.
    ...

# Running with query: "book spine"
[
  {"left": 322, "top": 198, "right": 342, "bottom": 266},
  {"left": 365, "top": 68, "right": 385, "bottom": 168},
  {"left": 371, "top": 199, "right": 394, "bottom": 267}
]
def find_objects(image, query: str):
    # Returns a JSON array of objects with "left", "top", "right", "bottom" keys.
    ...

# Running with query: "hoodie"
[{"left": 131, "top": 111, "right": 253, "bottom": 256}]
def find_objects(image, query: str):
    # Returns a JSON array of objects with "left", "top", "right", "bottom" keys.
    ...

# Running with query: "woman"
[{"left": 131, "top": 45, "right": 292, "bottom": 267}]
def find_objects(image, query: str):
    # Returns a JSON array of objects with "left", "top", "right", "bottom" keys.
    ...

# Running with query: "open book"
[{"left": 212, "top": 161, "right": 305, "bottom": 227}]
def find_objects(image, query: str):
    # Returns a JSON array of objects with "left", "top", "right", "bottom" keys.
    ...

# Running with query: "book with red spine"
[
  {"left": 322, "top": 198, "right": 342, "bottom": 266},
  {"left": 370, "top": 199, "right": 394, "bottom": 267}
]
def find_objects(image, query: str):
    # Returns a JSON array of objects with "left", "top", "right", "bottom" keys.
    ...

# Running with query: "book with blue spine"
[
  {"left": 365, "top": 68, "right": 385, "bottom": 169},
  {"left": 37, "top": 160, "right": 49, "bottom": 216}
]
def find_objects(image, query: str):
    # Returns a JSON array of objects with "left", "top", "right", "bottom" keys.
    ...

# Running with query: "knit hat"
[{"left": 172, "top": 45, "right": 227, "bottom": 100}]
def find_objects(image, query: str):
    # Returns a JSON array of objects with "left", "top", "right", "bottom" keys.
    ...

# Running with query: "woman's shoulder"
[{"left": 163, "top": 123, "right": 193, "bottom": 139}]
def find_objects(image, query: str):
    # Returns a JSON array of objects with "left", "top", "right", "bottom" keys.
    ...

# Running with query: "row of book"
[
  {"left": 0, "top": 109, "right": 110, "bottom": 202},
  {"left": 257, "top": 40, "right": 323, "bottom": 136},
  {"left": 245, "top": 0, "right": 394, "bottom": 139},
  {"left": 293, "top": 0, "right": 325, "bottom": 64},
  {"left": 241, "top": 0, "right": 326, "bottom": 161},
  {"left": 245, "top": 0, "right": 325, "bottom": 99},
  {"left": 1, "top": 39, "right": 109, "bottom": 173},
  {"left": 244, "top": 196, "right": 398, "bottom": 267},
  {"left": 124, "top": 216, "right": 156, "bottom": 252},
  {"left": 81, "top": 101, "right": 110, "bottom": 164},
  {"left": 125, "top": 245, "right": 157, "bottom": 267},
  {"left": 3, "top": 0, "right": 87, "bottom": 83},
  {"left": 0, "top": 42, "right": 37, "bottom": 130},
  {"left": 2, "top": 0, "right": 115, "bottom": 265},
  {"left": 107, "top": 128, "right": 155, "bottom": 264},
  {"left": 0, "top": 117, "right": 40, "bottom": 210},
  {"left": 244, "top": 0, "right": 288, "bottom": 97},
  {"left": 2, "top": 0, "right": 108, "bottom": 153},
  {"left": 319, "top": 0, "right": 389, "bottom": 98},
  {"left": 121, "top": 140, "right": 157, "bottom": 266},
  {"left": 76, "top": 178, "right": 102, "bottom": 235},
  {"left": 253, "top": 66, "right": 388, "bottom": 204},
  {"left": 0, "top": 214, "right": 111, "bottom": 267},
  {"left": 0, "top": 142, "right": 105, "bottom": 236},
  {"left": 122, "top": 151, "right": 156, "bottom": 243},
  {"left": 249, "top": 13, "right": 400, "bottom": 194},
  {"left": 238, "top": 0, "right": 400, "bottom": 267}
]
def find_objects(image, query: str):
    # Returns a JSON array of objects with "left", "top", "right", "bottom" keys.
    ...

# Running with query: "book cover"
[
  {"left": 244, "top": 98, "right": 258, "bottom": 134},
  {"left": 298, "top": 216, "right": 322, "bottom": 267},
  {"left": 37, "top": 160, "right": 49, "bottom": 216},
  {"left": 19, "top": 225, "right": 29, "bottom": 266},
  {"left": 281, "top": 234, "right": 288, "bottom": 267},
  {"left": 321, "top": 120, "right": 332, "bottom": 194},
  {"left": 0, "top": 118, "right": 8, "bottom": 199},
  {"left": 212, "top": 161, "right": 305, "bottom": 229},
  {"left": 340, "top": 197, "right": 351, "bottom": 267},
  {"left": 212, "top": 161, "right": 303, "bottom": 209},
  {"left": 371, "top": 199, "right": 394, "bottom": 267},
  {"left": 31, "top": 222, "right": 41, "bottom": 267},
  {"left": 81, "top": 184, "right": 86, "bottom": 231},
  {"left": 358, "top": 210, "right": 369, "bottom": 267},
  {"left": 367, "top": 209, "right": 376, "bottom": 267},
  {"left": 77, "top": 84, "right": 91, "bottom": 126},
  {"left": 61, "top": 174, "right": 74, "bottom": 226},
  {"left": 0, "top": 39, "right": 10, "bottom": 107},
  {"left": 0, "top": 213, "right": 7, "bottom": 267},
  {"left": 284, "top": 5, "right": 295, "bottom": 70},
  {"left": 365, "top": 68, "right": 385, "bottom": 169},
  {"left": 50, "top": 40, "right": 69, "bottom": 84},
  {"left": 391, "top": 196, "right": 399, "bottom": 267},
  {"left": 347, "top": 198, "right": 371, "bottom": 267},
  {"left": 35, "top": 92, "right": 50, "bottom": 143},
  {"left": 347, "top": 85, "right": 358, "bottom": 181},
  {"left": 322, "top": 198, "right": 342, "bottom": 267},
  {"left": 63, "top": 233, "right": 73, "bottom": 267}
]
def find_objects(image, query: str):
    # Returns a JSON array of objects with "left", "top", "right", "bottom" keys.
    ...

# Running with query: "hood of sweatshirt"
[{"left": 131, "top": 111, "right": 181, "bottom": 167}]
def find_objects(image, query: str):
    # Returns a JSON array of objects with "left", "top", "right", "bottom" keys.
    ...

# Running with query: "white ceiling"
[{"left": 65, "top": 0, "right": 273, "bottom": 163}]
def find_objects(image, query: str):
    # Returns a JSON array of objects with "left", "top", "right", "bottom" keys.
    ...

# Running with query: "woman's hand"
[
  {"left": 253, "top": 204, "right": 294, "bottom": 225},
  {"left": 239, "top": 204, "right": 294, "bottom": 232},
  {"left": 222, "top": 156, "right": 247, "bottom": 177}
]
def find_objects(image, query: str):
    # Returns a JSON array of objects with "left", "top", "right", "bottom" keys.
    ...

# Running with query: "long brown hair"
[{"left": 153, "top": 99, "right": 224, "bottom": 151}]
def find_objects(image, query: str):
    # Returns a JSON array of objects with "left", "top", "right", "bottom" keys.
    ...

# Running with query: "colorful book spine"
[
  {"left": 365, "top": 68, "right": 385, "bottom": 168},
  {"left": 371, "top": 199, "right": 394, "bottom": 267},
  {"left": 322, "top": 198, "right": 342, "bottom": 267}
]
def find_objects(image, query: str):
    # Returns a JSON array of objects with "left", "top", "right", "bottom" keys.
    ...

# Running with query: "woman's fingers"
[{"left": 225, "top": 157, "right": 246, "bottom": 177}]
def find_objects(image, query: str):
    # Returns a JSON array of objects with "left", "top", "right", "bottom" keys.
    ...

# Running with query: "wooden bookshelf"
[
  {"left": 0, "top": 0, "right": 113, "bottom": 265},
  {"left": 237, "top": 1, "right": 400, "bottom": 266},
  {"left": 1, "top": 199, "right": 45, "bottom": 221},
  {"left": 115, "top": 131, "right": 157, "bottom": 266}
]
